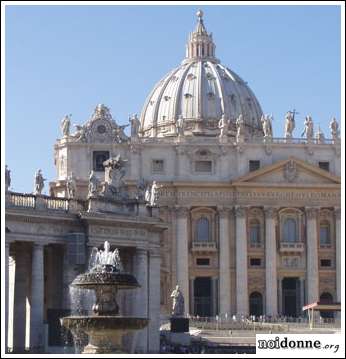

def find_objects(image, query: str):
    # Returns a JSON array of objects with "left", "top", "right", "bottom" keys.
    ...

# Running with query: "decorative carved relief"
[{"left": 283, "top": 159, "right": 298, "bottom": 182}]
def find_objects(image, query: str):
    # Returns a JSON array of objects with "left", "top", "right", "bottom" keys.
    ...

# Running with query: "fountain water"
[{"left": 61, "top": 241, "right": 149, "bottom": 353}]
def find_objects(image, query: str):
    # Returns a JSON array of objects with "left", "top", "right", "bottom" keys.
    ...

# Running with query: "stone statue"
[
  {"left": 236, "top": 114, "right": 245, "bottom": 142},
  {"left": 261, "top": 114, "right": 273, "bottom": 138},
  {"left": 5, "top": 165, "right": 11, "bottom": 192},
  {"left": 113, "top": 125, "right": 129, "bottom": 143},
  {"left": 129, "top": 114, "right": 141, "bottom": 138},
  {"left": 329, "top": 117, "right": 339, "bottom": 140},
  {"left": 218, "top": 115, "right": 229, "bottom": 138},
  {"left": 88, "top": 170, "right": 99, "bottom": 197},
  {"left": 284, "top": 111, "right": 295, "bottom": 138},
  {"left": 150, "top": 181, "right": 163, "bottom": 207},
  {"left": 170, "top": 285, "right": 184, "bottom": 317},
  {"left": 145, "top": 184, "right": 151, "bottom": 204},
  {"left": 34, "top": 169, "right": 46, "bottom": 195},
  {"left": 103, "top": 155, "right": 127, "bottom": 189},
  {"left": 301, "top": 115, "right": 314, "bottom": 141},
  {"left": 74, "top": 124, "right": 87, "bottom": 142},
  {"left": 315, "top": 126, "right": 325, "bottom": 144},
  {"left": 66, "top": 172, "right": 77, "bottom": 199},
  {"left": 175, "top": 115, "right": 185, "bottom": 137},
  {"left": 61, "top": 115, "right": 71, "bottom": 137}
]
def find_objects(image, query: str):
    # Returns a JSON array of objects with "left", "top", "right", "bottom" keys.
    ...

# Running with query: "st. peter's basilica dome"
[{"left": 140, "top": 10, "right": 263, "bottom": 138}]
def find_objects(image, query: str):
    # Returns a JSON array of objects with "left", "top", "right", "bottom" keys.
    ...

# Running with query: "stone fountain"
[{"left": 61, "top": 241, "right": 149, "bottom": 354}]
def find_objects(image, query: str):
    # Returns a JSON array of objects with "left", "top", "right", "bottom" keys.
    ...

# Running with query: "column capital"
[
  {"left": 306, "top": 207, "right": 319, "bottom": 219},
  {"left": 235, "top": 206, "right": 247, "bottom": 218},
  {"left": 218, "top": 206, "right": 232, "bottom": 218},
  {"left": 264, "top": 207, "right": 278, "bottom": 219},
  {"left": 136, "top": 248, "right": 148, "bottom": 257},
  {"left": 32, "top": 243, "right": 44, "bottom": 251},
  {"left": 334, "top": 207, "right": 341, "bottom": 220},
  {"left": 175, "top": 206, "right": 190, "bottom": 218}
]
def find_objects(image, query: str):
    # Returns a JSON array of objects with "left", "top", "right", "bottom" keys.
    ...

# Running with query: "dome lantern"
[{"left": 185, "top": 10, "right": 217, "bottom": 62}]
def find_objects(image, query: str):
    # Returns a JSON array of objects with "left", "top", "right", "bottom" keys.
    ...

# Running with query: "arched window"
[
  {"left": 249, "top": 292, "right": 263, "bottom": 316},
  {"left": 283, "top": 218, "right": 298, "bottom": 242},
  {"left": 320, "top": 292, "right": 334, "bottom": 319},
  {"left": 320, "top": 221, "right": 331, "bottom": 246},
  {"left": 250, "top": 220, "right": 261, "bottom": 245},
  {"left": 196, "top": 217, "right": 210, "bottom": 242}
]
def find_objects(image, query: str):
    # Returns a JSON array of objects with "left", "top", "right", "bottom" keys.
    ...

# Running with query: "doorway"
[
  {"left": 249, "top": 292, "right": 263, "bottom": 316},
  {"left": 194, "top": 277, "right": 212, "bottom": 317},
  {"left": 282, "top": 277, "right": 300, "bottom": 317}
]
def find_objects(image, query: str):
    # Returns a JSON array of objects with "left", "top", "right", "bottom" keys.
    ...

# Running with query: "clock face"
[{"left": 97, "top": 124, "right": 107, "bottom": 134}]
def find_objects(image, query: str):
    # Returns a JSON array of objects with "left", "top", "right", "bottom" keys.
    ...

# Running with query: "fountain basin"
[
  {"left": 61, "top": 316, "right": 149, "bottom": 354},
  {"left": 72, "top": 267, "right": 140, "bottom": 290}
]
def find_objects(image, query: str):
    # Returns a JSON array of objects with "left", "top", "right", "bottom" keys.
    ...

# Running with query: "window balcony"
[
  {"left": 280, "top": 242, "right": 304, "bottom": 253},
  {"left": 191, "top": 241, "right": 217, "bottom": 252}
]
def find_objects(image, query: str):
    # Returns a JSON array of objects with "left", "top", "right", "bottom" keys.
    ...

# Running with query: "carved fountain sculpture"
[{"left": 61, "top": 241, "right": 148, "bottom": 353}]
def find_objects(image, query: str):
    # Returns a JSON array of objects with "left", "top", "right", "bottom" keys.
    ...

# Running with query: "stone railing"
[
  {"left": 5, "top": 192, "right": 85, "bottom": 213},
  {"left": 191, "top": 241, "right": 217, "bottom": 252},
  {"left": 138, "top": 136, "right": 336, "bottom": 146},
  {"left": 279, "top": 241, "right": 305, "bottom": 252}
]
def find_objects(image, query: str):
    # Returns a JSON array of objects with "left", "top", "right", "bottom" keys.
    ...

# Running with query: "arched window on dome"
[
  {"left": 283, "top": 218, "right": 298, "bottom": 242},
  {"left": 196, "top": 217, "right": 210, "bottom": 242}
]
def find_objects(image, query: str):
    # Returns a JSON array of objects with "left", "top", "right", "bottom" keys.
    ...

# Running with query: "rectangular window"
[
  {"left": 249, "top": 160, "right": 260, "bottom": 172},
  {"left": 93, "top": 151, "right": 110, "bottom": 171},
  {"left": 320, "top": 259, "right": 332, "bottom": 267},
  {"left": 318, "top": 161, "right": 330, "bottom": 172},
  {"left": 250, "top": 258, "right": 261, "bottom": 266},
  {"left": 196, "top": 258, "right": 210, "bottom": 266},
  {"left": 195, "top": 160, "right": 212, "bottom": 173},
  {"left": 152, "top": 159, "right": 165, "bottom": 174}
]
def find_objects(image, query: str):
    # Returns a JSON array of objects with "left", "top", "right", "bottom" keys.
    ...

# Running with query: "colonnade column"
[
  {"left": 148, "top": 251, "right": 161, "bottom": 353},
  {"left": 235, "top": 206, "right": 248, "bottom": 316},
  {"left": 29, "top": 243, "right": 45, "bottom": 352},
  {"left": 175, "top": 207, "right": 190, "bottom": 315},
  {"left": 264, "top": 207, "right": 278, "bottom": 316},
  {"left": 306, "top": 207, "right": 319, "bottom": 304},
  {"left": 218, "top": 206, "right": 231, "bottom": 316},
  {"left": 5, "top": 242, "right": 10, "bottom": 352},
  {"left": 133, "top": 248, "right": 148, "bottom": 353},
  {"left": 335, "top": 207, "right": 341, "bottom": 302}
]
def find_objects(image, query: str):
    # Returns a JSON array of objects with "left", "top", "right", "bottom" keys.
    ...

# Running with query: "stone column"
[
  {"left": 218, "top": 207, "right": 231, "bottom": 316},
  {"left": 8, "top": 250, "right": 16, "bottom": 352},
  {"left": 306, "top": 207, "right": 319, "bottom": 304},
  {"left": 335, "top": 207, "right": 341, "bottom": 302},
  {"left": 5, "top": 242, "right": 10, "bottom": 353},
  {"left": 29, "top": 244, "right": 45, "bottom": 352},
  {"left": 133, "top": 248, "right": 148, "bottom": 353},
  {"left": 264, "top": 207, "right": 278, "bottom": 316},
  {"left": 175, "top": 207, "right": 190, "bottom": 315},
  {"left": 12, "top": 244, "right": 31, "bottom": 353},
  {"left": 148, "top": 252, "right": 161, "bottom": 353},
  {"left": 235, "top": 206, "right": 248, "bottom": 316}
]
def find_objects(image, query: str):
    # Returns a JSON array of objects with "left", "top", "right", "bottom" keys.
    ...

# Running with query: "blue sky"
[{"left": 5, "top": 4, "right": 341, "bottom": 193}]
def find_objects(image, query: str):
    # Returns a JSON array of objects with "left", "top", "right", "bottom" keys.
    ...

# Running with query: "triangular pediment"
[{"left": 232, "top": 157, "right": 340, "bottom": 187}]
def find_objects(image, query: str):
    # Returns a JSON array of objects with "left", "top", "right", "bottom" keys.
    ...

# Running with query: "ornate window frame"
[
  {"left": 191, "top": 207, "right": 216, "bottom": 244},
  {"left": 247, "top": 207, "right": 264, "bottom": 249},
  {"left": 279, "top": 208, "right": 304, "bottom": 244},
  {"left": 319, "top": 209, "right": 334, "bottom": 249},
  {"left": 187, "top": 148, "right": 218, "bottom": 175}
]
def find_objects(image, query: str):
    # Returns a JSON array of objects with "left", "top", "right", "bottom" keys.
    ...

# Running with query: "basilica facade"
[{"left": 5, "top": 11, "right": 341, "bottom": 353}]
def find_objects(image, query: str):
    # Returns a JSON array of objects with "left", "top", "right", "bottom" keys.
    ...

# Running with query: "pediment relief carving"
[{"left": 232, "top": 157, "right": 340, "bottom": 186}]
